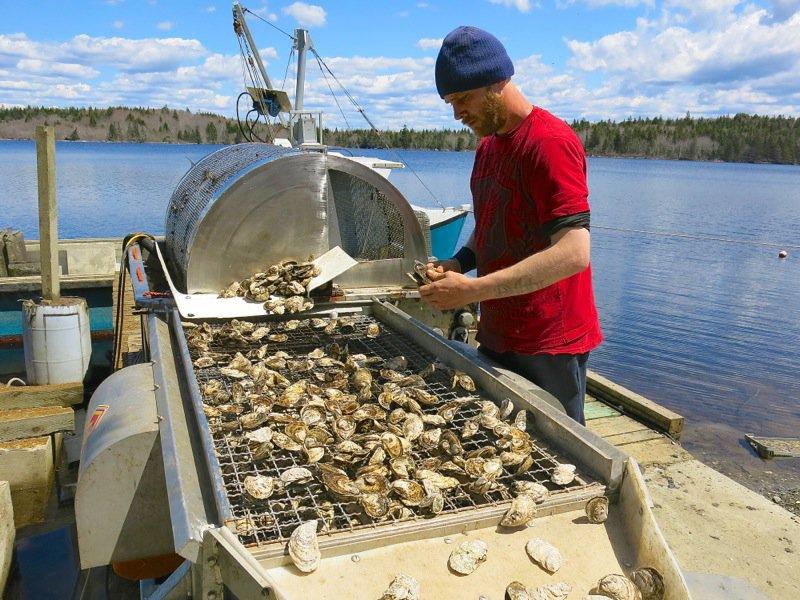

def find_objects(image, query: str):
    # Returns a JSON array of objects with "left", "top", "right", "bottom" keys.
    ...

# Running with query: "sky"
[{"left": 2, "top": 0, "right": 800, "bottom": 130}]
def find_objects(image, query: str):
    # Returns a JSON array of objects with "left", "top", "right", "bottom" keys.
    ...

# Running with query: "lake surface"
[{"left": 2, "top": 139, "right": 799, "bottom": 493}]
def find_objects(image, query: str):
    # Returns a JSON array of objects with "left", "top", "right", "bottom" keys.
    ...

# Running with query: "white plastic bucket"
[{"left": 21, "top": 297, "right": 92, "bottom": 384}]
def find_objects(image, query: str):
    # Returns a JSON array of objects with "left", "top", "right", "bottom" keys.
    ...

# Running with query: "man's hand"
[
  {"left": 419, "top": 271, "right": 481, "bottom": 310},
  {"left": 425, "top": 258, "right": 460, "bottom": 282}
]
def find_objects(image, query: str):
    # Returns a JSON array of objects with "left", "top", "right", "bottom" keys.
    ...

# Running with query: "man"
[{"left": 419, "top": 26, "right": 602, "bottom": 425}]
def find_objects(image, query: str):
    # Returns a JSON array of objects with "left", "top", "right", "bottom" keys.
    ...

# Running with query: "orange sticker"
[{"left": 87, "top": 404, "right": 110, "bottom": 434}]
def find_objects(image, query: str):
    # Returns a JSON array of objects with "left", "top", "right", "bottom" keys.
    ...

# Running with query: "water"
[{"left": 2, "top": 140, "right": 799, "bottom": 492}]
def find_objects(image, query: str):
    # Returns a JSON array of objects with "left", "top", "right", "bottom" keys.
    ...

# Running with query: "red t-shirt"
[{"left": 471, "top": 107, "right": 603, "bottom": 355}]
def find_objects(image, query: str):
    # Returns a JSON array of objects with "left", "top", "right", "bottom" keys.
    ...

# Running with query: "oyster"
[
  {"left": 439, "top": 430, "right": 464, "bottom": 456},
  {"left": 452, "top": 371, "right": 476, "bottom": 392},
  {"left": 380, "top": 574, "right": 420, "bottom": 600},
  {"left": 403, "top": 413, "right": 424, "bottom": 441},
  {"left": 514, "top": 409, "right": 527, "bottom": 431},
  {"left": 272, "top": 433, "right": 302, "bottom": 451},
  {"left": 287, "top": 520, "right": 320, "bottom": 573},
  {"left": 597, "top": 574, "right": 641, "bottom": 600},
  {"left": 227, "top": 353, "right": 252, "bottom": 373},
  {"left": 391, "top": 479, "right": 426, "bottom": 506},
  {"left": 501, "top": 493, "right": 537, "bottom": 527},
  {"left": 525, "top": 538, "right": 564, "bottom": 573},
  {"left": 280, "top": 467, "right": 314, "bottom": 486},
  {"left": 586, "top": 496, "right": 609, "bottom": 524},
  {"left": 551, "top": 463, "right": 576, "bottom": 486},
  {"left": 461, "top": 418, "right": 480, "bottom": 439},
  {"left": 415, "top": 470, "right": 459, "bottom": 491},
  {"left": 366, "top": 323, "right": 381, "bottom": 338},
  {"left": 194, "top": 355, "right": 215, "bottom": 369},
  {"left": 361, "top": 493, "right": 391, "bottom": 519},
  {"left": 419, "top": 428, "right": 442, "bottom": 451},
  {"left": 528, "top": 583, "right": 571, "bottom": 600},
  {"left": 384, "top": 355, "right": 407, "bottom": 371},
  {"left": 239, "top": 409, "right": 269, "bottom": 430},
  {"left": 243, "top": 474, "right": 275, "bottom": 501},
  {"left": 506, "top": 581, "right": 531, "bottom": 600},
  {"left": 219, "top": 367, "right": 248, "bottom": 379},
  {"left": 267, "top": 333, "right": 289, "bottom": 343},
  {"left": 499, "top": 398, "right": 515, "bottom": 419},
  {"left": 448, "top": 539, "right": 488, "bottom": 575},
  {"left": 513, "top": 481, "right": 550, "bottom": 503},
  {"left": 631, "top": 567, "right": 664, "bottom": 600},
  {"left": 285, "top": 295, "right": 313, "bottom": 314},
  {"left": 251, "top": 326, "right": 270, "bottom": 341},
  {"left": 323, "top": 471, "right": 360, "bottom": 499}
]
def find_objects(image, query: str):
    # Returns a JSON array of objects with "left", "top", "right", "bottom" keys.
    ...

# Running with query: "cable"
[
  {"left": 314, "top": 53, "right": 350, "bottom": 129},
  {"left": 593, "top": 225, "right": 799, "bottom": 250},
  {"left": 244, "top": 7, "right": 296, "bottom": 41}
]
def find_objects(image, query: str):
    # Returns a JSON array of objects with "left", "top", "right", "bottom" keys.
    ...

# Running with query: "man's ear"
[{"left": 490, "top": 79, "right": 510, "bottom": 94}]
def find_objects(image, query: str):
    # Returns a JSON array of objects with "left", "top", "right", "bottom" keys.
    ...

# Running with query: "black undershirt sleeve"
[{"left": 542, "top": 211, "right": 590, "bottom": 238}]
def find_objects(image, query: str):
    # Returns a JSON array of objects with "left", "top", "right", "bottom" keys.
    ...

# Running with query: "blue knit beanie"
[{"left": 435, "top": 26, "right": 514, "bottom": 98}]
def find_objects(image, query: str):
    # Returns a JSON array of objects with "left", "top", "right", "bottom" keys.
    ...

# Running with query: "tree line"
[{"left": 1, "top": 106, "right": 798, "bottom": 164}]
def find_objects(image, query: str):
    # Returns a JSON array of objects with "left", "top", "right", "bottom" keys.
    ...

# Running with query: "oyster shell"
[
  {"left": 452, "top": 371, "right": 476, "bottom": 392},
  {"left": 280, "top": 467, "right": 313, "bottom": 485},
  {"left": 366, "top": 323, "right": 381, "bottom": 338},
  {"left": 525, "top": 538, "right": 565, "bottom": 573},
  {"left": 194, "top": 355, "right": 215, "bottom": 368},
  {"left": 513, "top": 481, "right": 550, "bottom": 503},
  {"left": 586, "top": 496, "right": 609, "bottom": 524},
  {"left": 439, "top": 430, "right": 464, "bottom": 456},
  {"left": 514, "top": 409, "right": 527, "bottom": 431},
  {"left": 243, "top": 474, "right": 275, "bottom": 501},
  {"left": 461, "top": 418, "right": 480, "bottom": 439},
  {"left": 630, "top": 567, "right": 664, "bottom": 600},
  {"left": 506, "top": 581, "right": 531, "bottom": 600},
  {"left": 380, "top": 574, "right": 420, "bottom": 600},
  {"left": 529, "top": 583, "right": 571, "bottom": 600},
  {"left": 551, "top": 463, "right": 576, "bottom": 486},
  {"left": 501, "top": 493, "right": 537, "bottom": 527},
  {"left": 418, "top": 428, "right": 442, "bottom": 451},
  {"left": 597, "top": 574, "right": 641, "bottom": 600},
  {"left": 448, "top": 539, "right": 488, "bottom": 575},
  {"left": 245, "top": 426, "right": 273, "bottom": 444},
  {"left": 384, "top": 355, "right": 407, "bottom": 371},
  {"left": 391, "top": 479, "right": 426, "bottom": 506},
  {"left": 287, "top": 520, "right": 320, "bottom": 573},
  {"left": 361, "top": 493, "right": 391, "bottom": 519}
]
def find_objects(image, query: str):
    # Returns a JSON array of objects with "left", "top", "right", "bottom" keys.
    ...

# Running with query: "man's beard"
[{"left": 471, "top": 91, "right": 507, "bottom": 137}]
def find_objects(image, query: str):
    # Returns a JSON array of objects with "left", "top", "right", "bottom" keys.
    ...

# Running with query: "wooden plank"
[
  {"left": 0, "top": 481, "right": 13, "bottom": 590},
  {"left": 605, "top": 429, "right": 665, "bottom": 446},
  {"left": 587, "top": 415, "right": 648, "bottom": 438},
  {"left": 584, "top": 402, "right": 620, "bottom": 420},
  {"left": 0, "top": 382, "right": 83, "bottom": 410},
  {"left": 35, "top": 125, "right": 60, "bottom": 302},
  {"left": 745, "top": 434, "right": 800, "bottom": 459},
  {"left": 0, "top": 406, "right": 74, "bottom": 442},
  {"left": 587, "top": 370, "right": 684, "bottom": 438}
]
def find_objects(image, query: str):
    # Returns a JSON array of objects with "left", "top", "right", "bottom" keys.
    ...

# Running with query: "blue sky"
[{"left": 2, "top": 0, "right": 800, "bottom": 129}]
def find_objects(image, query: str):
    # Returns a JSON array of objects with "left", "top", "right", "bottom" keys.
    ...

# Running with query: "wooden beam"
[
  {"left": 0, "top": 406, "right": 74, "bottom": 442},
  {"left": 587, "top": 370, "right": 684, "bottom": 438},
  {"left": 0, "top": 382, "right": 83, "bottom": 410},
  {"left": 35, "top": 125, "right": 60, "bottom": 302}
]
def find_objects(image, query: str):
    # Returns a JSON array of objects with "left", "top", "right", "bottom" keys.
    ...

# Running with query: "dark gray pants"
[{"left": 479, "top": 347, "right": 589, "bottom": 426}]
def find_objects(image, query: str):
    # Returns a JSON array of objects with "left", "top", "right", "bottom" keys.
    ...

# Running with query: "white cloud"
[
  {"left": 157, "top": 21, "right": 175, "bottom": 31},
  {"left": 417, "top": 38, "right": 443, "bottom": 51},
  {"left": 17, "top": 58, "right": 100, "bottom": 80},
  {"left": 282, "top": 2, "right": 327, "bottom": 27},
  {"left": 488, "top": 0, "right": 534, "bottom": 12},
  {"left": 112, "top": 20, "right": 124, "bottom": 29},
  {"left": 560, "top": 0, "right": 653, "bottom": 7},
  {"left": 204, "top": 5, "right": 216, "bottom": 12}
]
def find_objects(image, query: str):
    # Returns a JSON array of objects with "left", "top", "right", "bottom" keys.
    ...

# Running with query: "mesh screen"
[{"left": 185, "top": 314, "right": 597, "bottom": 549}]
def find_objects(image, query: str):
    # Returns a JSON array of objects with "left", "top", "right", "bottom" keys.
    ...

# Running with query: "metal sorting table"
[{"left": 187, "top": 311, "right": 603, "bottom": 555}]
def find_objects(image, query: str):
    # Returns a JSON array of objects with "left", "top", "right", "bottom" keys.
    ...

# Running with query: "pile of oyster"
[
  {"left": 186, "top": 316, "right": 582, "bottom": 537},
  {"left": 219, "top": 259, "right": 319, "bottom": 314}
]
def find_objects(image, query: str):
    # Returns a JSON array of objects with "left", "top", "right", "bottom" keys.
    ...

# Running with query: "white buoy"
[
  {"left": 21, "top": 298, "right": 92, "bottom": 384},
  {"left": 778, "top": 250, "right": 788, "bottom": 259}
]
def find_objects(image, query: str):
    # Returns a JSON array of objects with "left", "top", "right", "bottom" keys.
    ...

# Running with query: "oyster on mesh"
[
  {"left": 452, "top": 371, "right": 476, "bottom": 392},
  {"left": 528, "top": 583, "right": 571, "bottom": 600},
  {"left": 586, "top": 495, "right": 610, "bottom": 524},
  {"left": 384, "top": 355, "right": 407, "bottom": 371},
  {"left": 415, "top": 470, "right": 459, "bottom": 491},
  {"left": 360, "top": 493, "right": 390, "bottom": 519},
  {"left": 514, "top": 409, "right": 527, "bottom": 431},
  {"left": 448, "top": 539, "right": 488, "bottom": 575},
  {"left": 251, "top": 326, "right": 270, "bottom": 341},
  {"left": 525, "top": 538, "right": 565, "bottom": 573},
  {"left": 501, "top": 493, "right": 537, "bottom": 527},
  {"left": 287, "top": 520, "right": 320, "bottom": 573},
  {"left": 366, "top": 323, "right": 381, "bottom": 338},
  {"left": 402, "top": 413, "right": 424, "bottom": 441},
  {"left": 499, "top": 398, "right": 515, "bottom": 419},
  {"left": 461, "top": 418, "right": 480, "bottom": 439},
  {"left": 631, "top": 567, "right": 664, "bottom": 600},
  {"left": 285, "top": 295, "right": 313, "bottom": 314},
  {"left": 272, "top": 433, "right": 302, "bottom": 451},
  {"left": 551, "top": 463, "right": 576, "bottom": 486},
  {"left": 391, "top": 479, "right": 426, "bottom": 506},
  {"left": 268, "top": 332, "right": 289, "bottom": 343},
  {"left": 280, "top": 467, "right": 314, "bottom": 486},
  {"left": 243, "top": 474, "right": 275, "bottom": 501},
  {"left": 439, "top": 430, "right": 464, "bottom": 456},
  {"left": 597, "top": 574, "right": 641, "bottom": 600},
  {"left": 380, "top": 574, "right": 420, "bottom": 600},
  {"left": 418, "top": 428, "right": 442, "bottom": 451},
  {"left": 239, "top": 409, "right": 269, "bottom": 430},
  {"left": 513, "top": 481, "right": 550, "bottom": 503},
  {"left": 194, "top": 355, "right": 215, "bottom": 369}
]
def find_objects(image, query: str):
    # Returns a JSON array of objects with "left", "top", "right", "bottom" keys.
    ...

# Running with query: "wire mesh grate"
[{"left": 186, "top": 313, "right": 596, "bottom": 549}]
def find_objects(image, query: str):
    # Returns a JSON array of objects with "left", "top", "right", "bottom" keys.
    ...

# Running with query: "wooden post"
[{"left": 35, "top": 125, "right": 60, "bottom": 302}]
